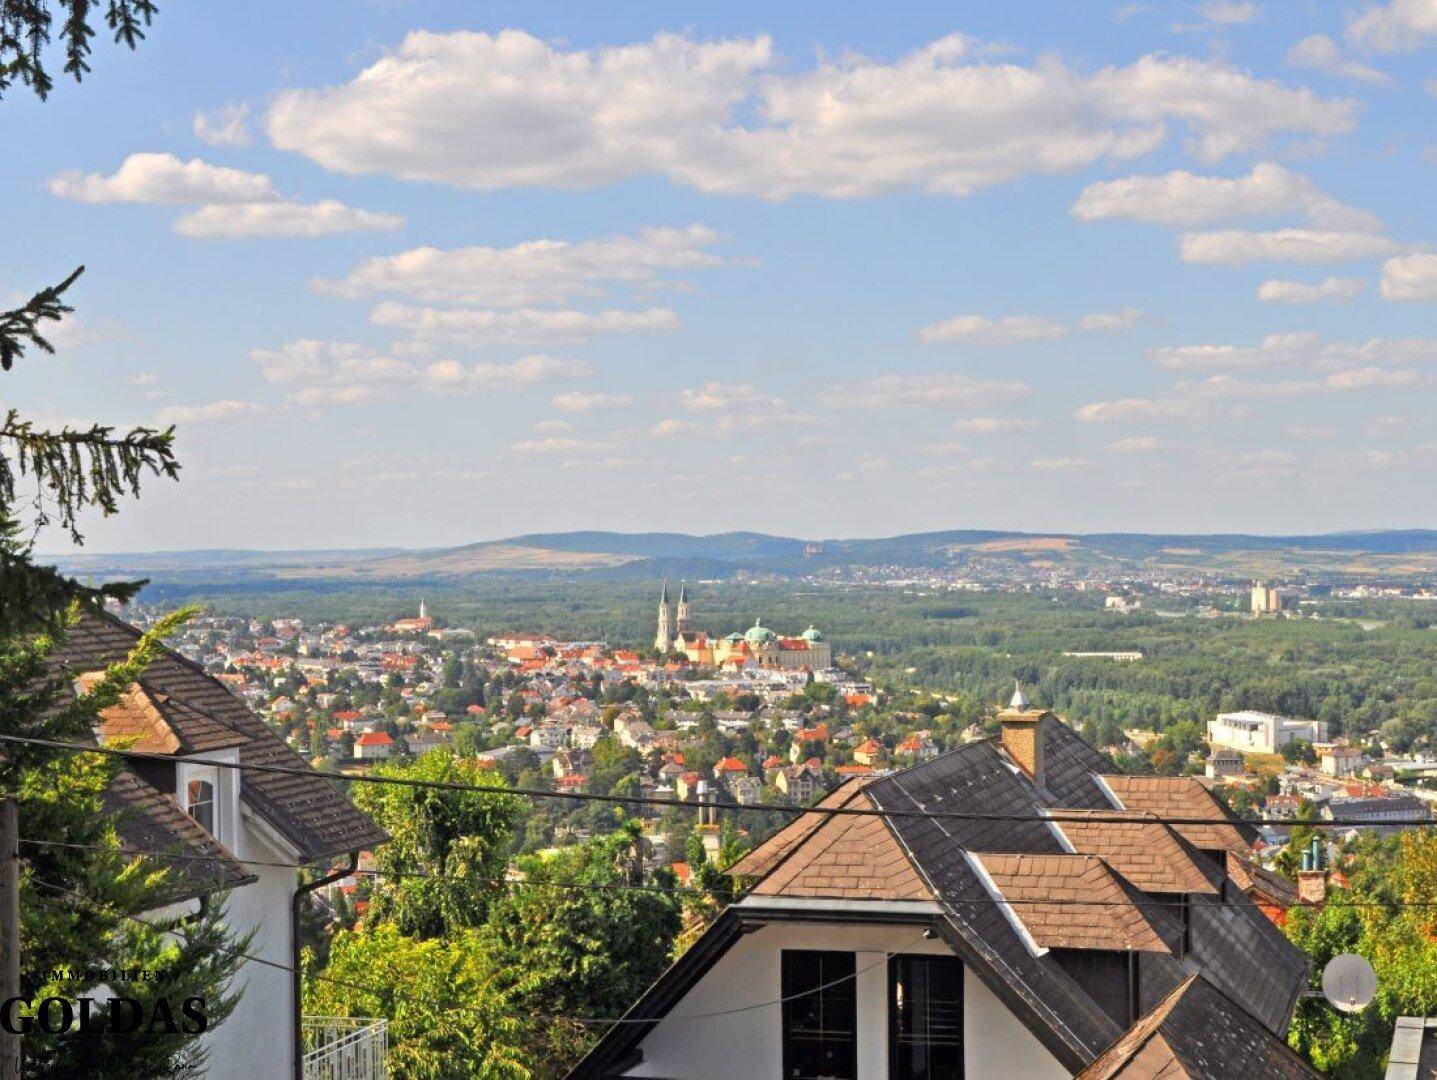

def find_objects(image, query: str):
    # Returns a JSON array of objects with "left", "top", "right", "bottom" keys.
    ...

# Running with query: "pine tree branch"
[
  {"left": 1, "top": 410, "right": 180, "bottom": 541},
  {"left": 0, "top": 264, "right": 83, "bottom": 371},
  {"left": 0, "top": 1, "right": 156, "bottom": 100}
]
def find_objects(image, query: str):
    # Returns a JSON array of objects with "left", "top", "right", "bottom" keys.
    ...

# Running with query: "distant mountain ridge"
[{"left": 49, "top": 528, "right": 1437, "bottom": 584}]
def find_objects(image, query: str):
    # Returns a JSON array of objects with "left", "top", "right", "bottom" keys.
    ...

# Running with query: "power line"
[
  {"left": 3, "top": 732, "right": 1430, "bottom": 831},
  {"left": 25, "top": 875, "right": 928, "bottom": 1027},
  {"left": 22, "top": 837, "right": 1437, "bottom": 911}
]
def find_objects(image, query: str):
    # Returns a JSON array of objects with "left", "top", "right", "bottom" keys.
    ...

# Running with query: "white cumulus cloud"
[
  {"left": 49, "top": 152, "right": 276, "bottom": 204},
  {"left": 1286, "top": 35, "right": 1389, "bottom": 84},
  {"left": 1381, "top": 253, "right": 1437, "bottom": 299},
  {"left": 314, "top": 225, "right": 725, "bottom": 306},
  {"left": 193, "top": 103, "right": 254, "bottom": 147},
  {"left": 1109, "top": 436, "right": 1167, "bottom": 452},
  {"left": 1071, "top": 161, "right": 1379, "bottom": 230},
  {"left": 1256, "top": 276, "right": 1365, "bottom": 303},
  {"left": 919, "top": 314, "right": 1068, "bottom": 345},
  {"left": 48, "top": 152, "right": 400, "bottom": 239},
  {"left": 1177, "top": 228, "right": 1402, "bottom": 264},
  {"left": 951, "top": 417, "right": 1043, "bottom": 433},
  {"left": 551, "top": 391, "right": 633, "bottom": 413},
  {"left": 369, "top": 303, "right": 679, "bottom": 346},
  {"left": 250, "top": 339, "right": 591, "bottom": 404},
  {"left": 174, "top": 200, "right": 402, "bottom": 238},
  {"left": 1347, "top": 0, "right": 1437, "bottom": 52},
  {"left": 1080, "top": 308, "right": 1143, "bottom": 331},
  {"left": 156, "top": 399, "right": 267, "bottom": 424},
  {"left": 819, "top": 373, "right": 1030, "bottom": 409},
  {"left": 264, "top": 30, "right": 1354, "bottom": 198}
]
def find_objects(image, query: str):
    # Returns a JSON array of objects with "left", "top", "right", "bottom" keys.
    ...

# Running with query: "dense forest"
[{"left": 140, "top": 578, "right": 1437, "bottom": 753}]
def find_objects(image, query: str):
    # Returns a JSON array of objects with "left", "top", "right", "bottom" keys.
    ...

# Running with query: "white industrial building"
[{"left": 1207, "top": 710, "right": 1328, "bottom": 754}]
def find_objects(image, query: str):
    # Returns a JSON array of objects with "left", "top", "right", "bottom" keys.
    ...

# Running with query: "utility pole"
[{"left": 0, "top": 796, "right": 20, "bottom": 1080}]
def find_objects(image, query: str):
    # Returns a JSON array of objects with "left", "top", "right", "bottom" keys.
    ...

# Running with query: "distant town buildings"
[
  {"left": 1251, "top": 582, "right": 1284, "bottom": 615},
  {"left": 1208, "top": 710, "right": 1328, "bottom": 754},
  {"left": 1317, "top": 742, "right": 1366, "bottom": 778},
  {"left": 1205, "top": 747, "right": 1246, "bottom": 779}
]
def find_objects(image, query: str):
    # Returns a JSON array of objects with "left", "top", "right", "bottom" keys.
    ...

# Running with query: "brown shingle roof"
[
  {"left": 1096, "top": 775, "right": 1252, "bottom": 854},
  {"left": 1077, "top": 974, "right": 1320, "bottom": 1079},
  {"left": 972, "top": 853, "right": 1172, "bottom": 953},
  {"left": 749, "top": 791, "right": 933, "bottom": 902},
  {"left": 725, "top": 776, "right": 874, "bottom": 879},
  {"left": 105, "top": 770, "right": 256, "bottom": 904},
  {"left": 1054, "top": 811, "right": 1221, "bottom": 896},
  {"left": 98, "top": 679, "right": 248, "bottom": 755},
  {"left": 1225, "top": 850, "right": 1299, "bottom": 908},
  {"left": 60, "top": 611, "right": 386, "bottom": 860}
]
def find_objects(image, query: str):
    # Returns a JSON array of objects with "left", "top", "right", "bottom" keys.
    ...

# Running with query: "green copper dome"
[
  {"left": 800, "top": 625, "right": 824, "bottom": 642},
  {"left": 744, "top": 619, "right": 777, "bottom": 644}
]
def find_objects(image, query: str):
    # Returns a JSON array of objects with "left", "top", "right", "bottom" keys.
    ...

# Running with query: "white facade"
[
  {"left": 205, "top": 820, "right": 299, "bottom": 1078},
  {"left": 621, "top": 915, "right": 1066, "bottom": 1080},
  {"left": 1208, "top": 710, "right": 1328, "bottom": 753},
  {"left": 164, "top": 750, "right": 297, "bottom": 1079}
]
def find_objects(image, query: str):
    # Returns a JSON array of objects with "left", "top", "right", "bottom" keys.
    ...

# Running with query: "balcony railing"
[{"left": 302, "top": 1016, "right": 389, "bottom": 1080}]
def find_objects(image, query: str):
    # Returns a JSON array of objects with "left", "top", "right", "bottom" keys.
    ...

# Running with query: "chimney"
[
  {"left": 999, "top": 698, "right": 1047, "bottom": 789},
  {"left": 1298, "top": 839, "right": 1327, "bottom": 904},
  {"left": 1297, "top": 869, "right": 1327, "bottom": 904},
  {"left": 696, "top": 780, "right": 722, "bottom": 865}
]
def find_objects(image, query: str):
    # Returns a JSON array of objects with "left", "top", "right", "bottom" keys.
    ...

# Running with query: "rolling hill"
[{"left": 48, "top": 528, "right": 1437, "bottom": 586}]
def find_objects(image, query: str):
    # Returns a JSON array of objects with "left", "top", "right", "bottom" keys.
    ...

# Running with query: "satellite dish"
[{"left": 1321, "top": 954, "right": 1376, "bottom": 1013}]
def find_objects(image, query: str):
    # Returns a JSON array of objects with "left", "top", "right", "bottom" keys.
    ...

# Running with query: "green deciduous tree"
[
  {"left": 482, "top": 823, "right": 682, "bottom": 1076},
  {"left": 350, "top": 750, "right": 525, "bottom": 938},
  {"left": 1286, "top": 829, "right": 1437, "bottom": 1078},
  {"left": 304, "top": 923, "right": 529, "bottom": 1080}
]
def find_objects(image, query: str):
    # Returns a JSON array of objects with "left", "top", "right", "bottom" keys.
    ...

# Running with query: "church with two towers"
[{"left": 653, "top": 583, "right": 832, "bottom": 671}]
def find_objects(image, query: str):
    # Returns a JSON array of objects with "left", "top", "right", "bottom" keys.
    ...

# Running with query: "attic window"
[{"left": 186, "top": 775, "right": 217, "bottom": 835}]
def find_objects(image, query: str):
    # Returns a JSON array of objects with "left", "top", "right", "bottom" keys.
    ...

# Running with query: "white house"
[
  {"left": 70, "top": 610, "right": 388, "bottom": 1079},
  {"left": 569, "top": 704, "right": 1314, "bottom": 1079},
  {"left": 1207, "top": 710, "right": 1328, "bottom": 754},
  {"left": 354, "top": 730, "right": 395, "bottom": 759}
]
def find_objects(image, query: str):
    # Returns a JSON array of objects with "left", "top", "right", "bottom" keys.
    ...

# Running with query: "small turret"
[{"left": 1010, "top": 681, "right": 1029, "bottom": 711}]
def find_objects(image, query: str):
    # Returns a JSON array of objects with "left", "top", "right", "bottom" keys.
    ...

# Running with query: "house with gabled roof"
[
  {"left": 59, "top": 610, "right": 387, "bottom": 1079},
  {"left": 568, "top": 691, "right": 1313, "bottom": 1080}
]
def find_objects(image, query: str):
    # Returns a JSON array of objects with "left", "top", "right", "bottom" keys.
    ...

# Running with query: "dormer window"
[{"left": 186, "top": 772, "right": 218, "bottom": 835}]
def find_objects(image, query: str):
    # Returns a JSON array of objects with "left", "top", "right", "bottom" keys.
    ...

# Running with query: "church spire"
[
  {"left": 655, "top": 582, "right": 674, "bottom": 652},
  {"left": 676, "top": 581, "right": 691, "bottom": 633}
]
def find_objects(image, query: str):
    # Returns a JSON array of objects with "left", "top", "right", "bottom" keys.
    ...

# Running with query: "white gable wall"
[
  {"left": 199, "top": 814, "right": 298, "bottom": 1078},
  {"left": 623, "top": 919, "right": 1066, "bottom": 1079}
]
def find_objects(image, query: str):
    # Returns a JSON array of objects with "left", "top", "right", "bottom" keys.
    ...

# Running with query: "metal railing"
[{"left": 302, "top": 1016, "right": 389, "bottom": 1080}]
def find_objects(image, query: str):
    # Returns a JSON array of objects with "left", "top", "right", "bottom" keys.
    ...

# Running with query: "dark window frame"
[
  {"left": 780, "top": 949, "right": 857, "bottom": 1080},
  {"left": 888, "top": 953, "right": 965, "bottom": 1080},
  {"left": 186, "top": 776, "right": 217, "bottom": 835}
]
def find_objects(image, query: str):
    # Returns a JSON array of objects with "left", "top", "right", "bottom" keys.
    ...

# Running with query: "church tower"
[
  {"left": 655, "top": 583, "right": 674, "bottom": 652},
  {"left": 676, "top": 581, "right": 691, "bottom": 634}
]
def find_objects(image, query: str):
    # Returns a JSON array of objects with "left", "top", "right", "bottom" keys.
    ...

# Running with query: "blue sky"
[{"left": 9, "top": 0, "right": 1437, "bottom": 551}]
